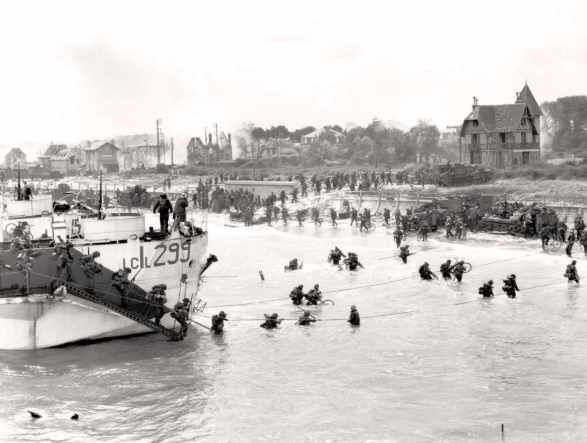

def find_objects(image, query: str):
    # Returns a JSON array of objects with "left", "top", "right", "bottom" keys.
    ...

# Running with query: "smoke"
[{"left": 232, "top": 123, "right": 256, "bottom": 159}]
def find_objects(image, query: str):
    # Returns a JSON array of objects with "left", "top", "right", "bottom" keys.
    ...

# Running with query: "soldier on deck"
[
  {"left": 112, "top": 267, "right": 132, "bottom": 308},
  {"left": 80, "top": 251, "right": 102, "bottom": 278}
]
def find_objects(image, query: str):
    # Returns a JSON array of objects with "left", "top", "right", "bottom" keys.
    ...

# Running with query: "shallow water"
[{"left": 1, "top": 217, "right": 587, "bottom": 442}]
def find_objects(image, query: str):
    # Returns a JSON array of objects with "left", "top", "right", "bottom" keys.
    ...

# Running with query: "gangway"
[{"left": 64, "top": 284, "right": 182, "bottom": 341}]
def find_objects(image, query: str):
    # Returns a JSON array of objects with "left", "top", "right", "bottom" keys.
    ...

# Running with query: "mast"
[
  {"left": 156, "top": 118, "right": 161, "bottom": 165},
  {"left": 17, "top": 162, "right": 22, "bottom": 201},
  {"left": 171, "top": 137, "right": 174, "bottom": 166},
  {"left": 98, "top": 169, "right": 103, "bottom": 218}
]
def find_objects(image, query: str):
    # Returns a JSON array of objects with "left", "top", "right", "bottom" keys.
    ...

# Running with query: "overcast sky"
[{"left": 1, "top": 0, "right": 586, "bottom": 161}]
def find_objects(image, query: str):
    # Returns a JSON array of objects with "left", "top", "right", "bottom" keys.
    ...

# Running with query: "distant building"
[
  {"left": 187, "top": 132, "right": 232, "bottom": 165},
  {"left": 4, "top": 147, "right": 27, "bottom": 169},
  {"left": 460, "top": 83, "right": 542, "bottom": 168},
  {"left": 257, "top": 139, "right": 300, "bottom": 160},
  {"left": 115, "top": 134, "right": 161, "bottom": 170},
  {"left": 301, "top": 127, "right": 345, "bottom": 145},
  {"left": 78, "top": 134, "right": 164, "bottom": 171},
  {"left": 38, "top": 143, "right": 83, "bottom": 175},
  {"left": 84, "top": 142, "right": 120, "bottom": 172}
]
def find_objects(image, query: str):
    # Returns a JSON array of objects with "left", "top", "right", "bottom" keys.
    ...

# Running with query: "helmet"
[
  {"left": 271, "top": 313, "right": 279, "bottom": 319},
  {"left": 488, "top": 280, "right": 494, "bottom": 284},
  {"left": 314, "top": 284, "right": 319, "bottom": 289},
  {"left": 350, "top": 305, "right": 357, "bottom": 311},
  {"left": 218, "top": 311, "right": 227, "bottom": 319},
  {"left": 303, "top": 311, "right": 311, "bottom": 317}
]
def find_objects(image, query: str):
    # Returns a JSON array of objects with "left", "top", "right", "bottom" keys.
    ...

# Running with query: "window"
[
  {"left": 522, "top": 151, "right": 530, "bottom": 164},
  {"left": 500, "top": 133, "right": 506, "bottom": 143},
  {"left": 521, "top": 132, "right": 527, "bottom": 144},
  {"left": 521, "top": 117, "right": 527, "bottom": 126},
  {"left": 473, "top": 121, "right": 479, "bottom": 127},
  {"left": 472, "top": 134, "right": 479, "bottom": 145}
]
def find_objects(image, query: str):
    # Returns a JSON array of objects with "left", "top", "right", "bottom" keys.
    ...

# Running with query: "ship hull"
[{"left": 0, "top": 232, "right": 208, "bottom": 350}]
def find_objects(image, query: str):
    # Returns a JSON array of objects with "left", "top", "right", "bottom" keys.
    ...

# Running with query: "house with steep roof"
[
  {"left": 460, "top": 84, "right": 541, "bottom": 168},
  {"left": 83, "top": 141, "right": 120, "bottom": 172}
]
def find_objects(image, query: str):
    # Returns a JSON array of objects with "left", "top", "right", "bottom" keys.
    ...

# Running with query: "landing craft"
[{"left": 0, "top": 188, "right": 211, "bottom": 350}]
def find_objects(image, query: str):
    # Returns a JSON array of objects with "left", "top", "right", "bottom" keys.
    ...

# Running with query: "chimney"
[
  {"left": 228, "top": 133, "right": 232, "bottom": 146},
  {"left": 472, "top": 96, "right": 479, "bottom": 111},
  {"left": 516, "top": 92, "right": 519, "bottom": 100},
  {"left": 208, "top": 134, "right": 213, "bottom": 146}
]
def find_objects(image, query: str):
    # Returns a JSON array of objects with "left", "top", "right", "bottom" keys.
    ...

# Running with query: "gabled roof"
[
  {"left": 45, "top": 144, "right": 68, "bottom": 156},
  {"left": 516, "top": 83, "right": 542, "bottom": 117},
  {"left": 84, "top": 141, "right": 119, "bottom": 152},
  {"left": 114, "top": 134, "right": 157, "bottom": 149},
  {"left": 461, "top": 104, "right": 536, "bottom": 136}
]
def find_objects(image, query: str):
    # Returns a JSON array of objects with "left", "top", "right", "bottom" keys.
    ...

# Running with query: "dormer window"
[
  {"left": 473, "top": 121, "right": 479, "bottom": 127},
  {"left": 521, "top": 117, "right": 527, "bottom": 126}
]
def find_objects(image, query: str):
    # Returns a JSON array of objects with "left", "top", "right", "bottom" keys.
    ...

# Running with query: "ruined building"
[
  {"left": 187, "top": 132, "right": 232, "bottom": 164},
  {"left": 460, "top": 83, "right": 542, "bottom": 168}
]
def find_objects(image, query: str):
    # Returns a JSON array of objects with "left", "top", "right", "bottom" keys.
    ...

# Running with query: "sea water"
[{"left": 1, "top": 216, "right": 587, "bottom": 442}]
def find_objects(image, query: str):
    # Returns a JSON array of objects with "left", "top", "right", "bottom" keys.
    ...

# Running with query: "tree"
[
  {"left": 251, "top": 126, "right": 266, "bottom": 141},
  {"left": 389, "top": 128, "right": 413, "bottom": 163},
  {"left": 408, "top": 121, "right": 440, "bottom": 163},
  {"left": 542, "top": 96, "right": 587, "bottom": 153},
  {"left": 4, "top": 147, "right": 27, "bottom": 169}
]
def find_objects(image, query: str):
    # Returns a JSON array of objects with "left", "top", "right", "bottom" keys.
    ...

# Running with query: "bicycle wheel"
[
  {"left": 463, "top": 262, "right": 473, "bottom": 273},
  {"left": 550, "top": 240, "right": 562, "bottom": 250}
]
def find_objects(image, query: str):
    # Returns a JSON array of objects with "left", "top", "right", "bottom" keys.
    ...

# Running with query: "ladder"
[{"left": 64, "top": 283, "right": 182, "bottom": 341}]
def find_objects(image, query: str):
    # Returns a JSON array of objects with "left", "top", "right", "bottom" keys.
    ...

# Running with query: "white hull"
[
  {"left": 0, "top": 295, "right": 154, "bottom": 350},
  {"left": 0, "top": 232, "right": 209, "bottom": 350}
]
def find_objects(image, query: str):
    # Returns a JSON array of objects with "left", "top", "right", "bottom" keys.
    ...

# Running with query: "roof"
[
  {"left": 302, "top": 127, "right": 344, "bottom": 139},
  {"left": 461, "top": 104, "right": 534, "bottom": 135},
  {"left": 113, "top": 134, "right": 157, "bottom": 149},
  {"left": 44, "top": 144, "right": 68, "bottom": 156},
  {"left": 83, "top": 141, "right": 119, "bottom": 152},
  {"left": 516, "top": 84, "right": 542, "bottom": 117}
]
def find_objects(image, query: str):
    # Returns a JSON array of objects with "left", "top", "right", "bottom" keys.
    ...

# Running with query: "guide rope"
[{"left": 207, "top": 251, "right": 542, "bottom": 309}]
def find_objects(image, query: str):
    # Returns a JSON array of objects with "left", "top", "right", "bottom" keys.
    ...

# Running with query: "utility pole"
[
  {"left": 171, "top": 138, "right": 174, "bottom": 166},
  {"left": 215, "top": 123, "right": 218, "bottom": 146},
  {"left": 156, "top": 118, "right": 161, "bottom": 165}
]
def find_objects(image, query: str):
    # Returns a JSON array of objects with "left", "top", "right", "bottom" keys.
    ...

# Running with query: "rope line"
[
  {"left": 454, "top": 280, "right": 569, "bottom": 305},
  {"left": 207, "top": 251, "right": 542, "bottom": 309},
  {"left": 193, "top": 309, "right": 417, "bottom": 323}
]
